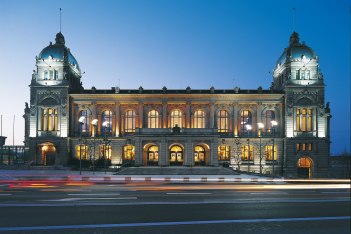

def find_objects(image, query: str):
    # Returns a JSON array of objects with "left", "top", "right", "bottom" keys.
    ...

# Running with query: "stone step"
[{"left": 115, "top": 166, "right": 239, "bottom": 175}]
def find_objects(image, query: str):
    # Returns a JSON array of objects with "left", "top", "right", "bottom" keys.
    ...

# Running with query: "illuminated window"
[
  {"left": 44, "top": 69, "right": 58, "bottom": 80},
  {"left": 298, "top": 157, "right": 312, "bottom": 167},
  {"left": 41, "top": 108, "right": 58, "bottom": 131},
  {"left": 102, "top": 110, "right": 113, "bottom": 133},
  {"left": 99, "top": 144, "right": 112, "bottom": 159},
  {"left": 193, "top": 110, "right": 205, "bottom": 128},
  {"left": 218, "top": 145, "right": 230, "bottom": 161},
  {"left": 296, "top": 108, "right": 313, "bottom": 132},
  {"left": 265, "top": 145, "right": 276, "bottom": 161},
  {"left": 218, "top": 110, "right": 229, "bottom": 132},
  {"left": 148, "top": 110, "right": 159, "bottom": 128},
  {"left": 296, "top": 69, "right": 310, "bottom": 80},
  {"left": 241, "top": 145, "right": 253, "bottom": 161},
  {"left": 194, "top": 145, "right": 205, "bottom": 164},
  {"left": 125, "top": 110, "right": 136, "bottom": 133},
  {"left": 296, "top": 143, "right": 313, "bottom": 152},
  {"left": 79, "top": 110, "right": 89, "bottom": 133},
  {"left": 265, "top": 110, "right": 275, "bottom": 132},
  {"left": 171, "top": 109, "right": 182, "bottom": 128},
  {"left": 147, "top": 145, "right": 159, "bottom": 164},
  {"left": 123, "top": 145, "right": 135, "bottom": 161},
  {"left": 170, "top": 145, "right": 183, "bottom": 164},
  {"left": 76, "top": 144, "right": 88, "bottom": 160},
  {"left": 240, "top": 110, "right": 252, "bottom": 131}
]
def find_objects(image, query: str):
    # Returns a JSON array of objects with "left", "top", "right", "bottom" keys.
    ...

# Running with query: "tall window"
[
  {"left": 218, "top": 145, "right": 230, "bottom": 161},
  {"left": 41, "top": 108, "right": 58, "bottom": 131},
  {"left": 102, "top": 110, "right": 113, "bottom": 134},
  {"left": 171, "top": 109, "right": 182, "bottom": 128},
  {"left": 148, "top": 110, "right": 159, "bottom": 128},
  {"left": 265, "top": 145, "right": 276, "bottom": 161},
  {"left": 79, "top": 110, "right": 89, "bottom": 133},
  {"left": 218, "top": 110, "right": 229, "bottom": 133},
  {"left": 240, "top": 110, "right": 252, "bottom": 131},
  {"left": 44, "top": 69, "right": 58, "bottom": 80},
  {"left": 99, "top": 144, "right": 112, "bottom": 159},
  {"left": 296, "top": 143, "right": 313, "bottom": 152},
  {"left": 123, "top": 145, "right": 135, "bottom": 161},
  {"left": 76, "top": 145, "right": 88, "bottom": 160},
  {"left": 265, "top": 110, "right": 275, "bottom": 132},
  {"left": 296, "top": 108, "right": 313, "bottom": 132},
  {"left": 193, "top": 110, "right": 205, "bottom": 128},
  {"left": 296, "top": 69, "right": 310, "bottom": 80},
  {"left": 125, "top": 110, "right": 136, "bottom": 132},
  {"left": 241, "top": 145, "right": 253, "bottom": 161}
]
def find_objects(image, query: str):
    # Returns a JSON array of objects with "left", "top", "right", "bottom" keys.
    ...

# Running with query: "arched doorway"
[
  {"left": 38, "top": 142, "right": 56, "bottom": 165},
  {"left": 170, "top": 145, "right": 183, "bottom": 166},
  {"left": 147, "top": 145, "right": 159, "bottom": 166},
  {"left": 297, "top": 157, "right": 313, "bottom": 178},
  {"left": 194, "top": 145, "right": 206, "bottom": 166},
  {"left": 123, "top": 144, "right": 135, "bottom": 165}
]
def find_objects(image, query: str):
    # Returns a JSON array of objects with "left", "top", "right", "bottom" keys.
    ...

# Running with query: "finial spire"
[
  {"left": 59, "top": 8, "right": 62, "bottom": 32},
  {"left": 292, "top": 7, "right": 295, "bottom": 32}
]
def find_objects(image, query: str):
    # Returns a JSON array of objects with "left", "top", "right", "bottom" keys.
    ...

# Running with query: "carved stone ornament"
[
  {"left": 167, "top": 104, "right": 186, "bottom": 113},
  {"left": 97, "top": 104, "right": 116, "bottom": 114},
  {"left": 120, "top": 104, "right": 138, "bottom": 114}
]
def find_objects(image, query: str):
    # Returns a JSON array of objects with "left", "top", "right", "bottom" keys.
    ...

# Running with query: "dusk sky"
[{"left": 0, "top": 0, "right": 349, "bottom": 155}]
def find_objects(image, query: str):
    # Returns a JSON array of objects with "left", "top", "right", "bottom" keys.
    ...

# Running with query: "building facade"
[{"left": 24, "top": 31, "right": 331, "bottom": 178}]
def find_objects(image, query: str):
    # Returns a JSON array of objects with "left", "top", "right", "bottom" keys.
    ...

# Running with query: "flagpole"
[{"left": 13, "top": 115, "right": 15, "bottom": 146}]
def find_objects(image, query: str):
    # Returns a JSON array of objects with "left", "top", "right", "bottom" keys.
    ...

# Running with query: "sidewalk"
[{"left": 0, "top": 169, "right": 279, "bottom": 183}]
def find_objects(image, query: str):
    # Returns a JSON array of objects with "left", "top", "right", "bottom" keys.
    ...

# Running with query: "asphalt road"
[{"left": 0, "top": 182, "right": 349, "bottom": 234}]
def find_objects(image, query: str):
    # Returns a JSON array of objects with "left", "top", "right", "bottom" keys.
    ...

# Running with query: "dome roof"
[
  {"left": 38, "top": 32, "right": 80, "bottom": 70},
  {"left": 276, "top": 32, "right": 316, "bottom": 66}
]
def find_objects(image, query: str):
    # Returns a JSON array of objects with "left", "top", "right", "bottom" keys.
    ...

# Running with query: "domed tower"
[
  {"left": 24, "top": 32, "right": 83, "bottom": 165},
  {"left": 273, "top": 32, "right": 330, "bottom": 178}
]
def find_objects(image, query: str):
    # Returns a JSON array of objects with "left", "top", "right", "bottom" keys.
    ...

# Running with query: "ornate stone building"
[{"left": 24, "top": 31, "right": 331, "bottom": 178}]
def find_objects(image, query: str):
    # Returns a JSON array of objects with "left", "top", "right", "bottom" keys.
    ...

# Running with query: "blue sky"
[{"left": 0, "top": 0, "right": 349, "bottom": 155}]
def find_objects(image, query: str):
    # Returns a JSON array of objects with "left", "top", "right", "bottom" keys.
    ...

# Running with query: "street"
[{"left": 0, "top": 181, "right": 349, "bottom": 234}]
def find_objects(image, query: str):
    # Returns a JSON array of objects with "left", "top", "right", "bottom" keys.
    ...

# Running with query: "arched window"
[
  {"left": 99, "top": 144, "right": 112, "bottom": 159},
  {"left": 125, "top": 110, "right": 136, "bottom": 132},
  {"left": 123, "top": 145, "right": 135, "bottom": 161},
  {"left": 241, "top": 145, "right": 253, "bottom": 161},
  {"left": 76, "top": 144, "right": 88, "bottom": 160},
  {"left": 194, "top": 145, "right": 205, "bottom": 165},
  {"left": 265, "top": 110, "right": 275, "bottom": 133},
  {"left": 79, "top": 110, "right": 89, "bottom": 133},
  {"left": 41, "top": 108, "right": 58, "bottom": 131},
  {"left": 218, "top": 145, "right": 230, "bottom": 161},
  {"left": 265, "top": 145, "right": 276, "bottom": 161},
  {"left": 101, "top": 110, "right": 112, "bottom": 134},
  {"left": 240, "top": 110, "right": 252, "bottom": 131},
  {"left": 296, "top": 108, "right": 312, "bottom": 132},
  {"left": 193, "top": 110, "right": 205, "bottom": 128},
  {"left": 218, "top": 110, "right": 229, "bottom": 132},
  {"left": 44, "top": 69, "right": 58, "bottom": 80},
  {"left": 171, "top": 109, "right": 182, "bottom": 128},
  {"left": 170, "top": 145, "right": 183, "bottom": 165},
  {"left": 148, "top": 110, "right": 159, "bottom": 128},
  {"left": 147, "top": 145, "right": 159, "bottom": 165}
]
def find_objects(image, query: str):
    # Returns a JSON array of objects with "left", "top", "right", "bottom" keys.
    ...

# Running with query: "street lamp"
[
  {"left": 245, "top": 124, "right": 252, "bottom": 172},
  {"left": 78, "top": 116, "right": 86, "bottom": 175},
  {"left": 91, "top": 119, "right": 98, "bottom": 173},
  {"left": 271, "top": 120, "right": 278, "bottom": 177},
  {"left": 102, "top": 121, "right": 110, "bottom": 173},
  {"left": 257, "top": 122, "right": 264, "bottom": 175}
]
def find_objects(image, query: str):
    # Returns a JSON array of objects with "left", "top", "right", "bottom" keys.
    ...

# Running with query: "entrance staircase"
[{"left": 115, "top": 166, "right": 239, "bottom": 175}]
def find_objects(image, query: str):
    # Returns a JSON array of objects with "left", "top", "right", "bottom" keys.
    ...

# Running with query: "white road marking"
[
  {"left": 250, "top": 192, "right": 288, "bottom": 195},
  {"left": 67, "top": 193, "right": 120, "bottom": 196},
  {"left": 166, "top": 192, "right": 211, "bottom": 195},
  {"left": 0, "top": 216, "right": 349, "bottom": 231}
]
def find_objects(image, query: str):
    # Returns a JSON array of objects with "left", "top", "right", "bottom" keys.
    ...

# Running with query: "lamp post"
[
  {"left": 245, "top": 124, "right": 252, "bottom": 173},
  {"left": 91, "top": 119, "right": 98, "bottom": 173},
  {"left": 78, "top": 116, "right": 86, "bottom": 175},
  {"left": 102, "top": 121, "right": 109, "bottom": 173},
  {"left": 271, "top": 120, "right": 278, "bottom": 177},
  {"left": 257, "top": 122, "right": 264, "bottom": 175}
]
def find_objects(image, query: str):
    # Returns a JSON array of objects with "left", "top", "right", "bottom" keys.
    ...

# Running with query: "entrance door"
[
  {"left": 147, "top": 145, "right": 159, "bottom": 166},
  {"left": 39, "top": 143, "right": 56, "bottom": 165},
  {"left": 297, "top": 157, "right": 312, "bottom": 178},
  {"left": 194, "top": 145, "right": 205, "bottom": 166},
  {"left": 170, "top": 145, "right": 183, "bottom": 166}
]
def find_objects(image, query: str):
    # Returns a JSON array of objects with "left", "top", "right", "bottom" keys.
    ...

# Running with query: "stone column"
[
  {"left": 186, "top": 102, "right": 191, "bottom": 128},
  {"left": 159, "top": 139, "right": 167, "bottom": 166},
  {"left": 210, "top": 139, "right": 219, "bottom": 166},
  {"left": 115, "top": 102, "right": 120, "bottom": 137},
  {"left": 233, "top": 103, "right": 238, "bottom": 136},
  {"left": 134, "top": 138, "right": 142, "bottom": 166},
  {"left": 209, "top": 102, "right": 215, "bottom": 129},
  {"left": 162, "top": 102, "right": 167, "bottom": 128},
  {"left": 185, "top": 140, "right": 193, "bottom": 166},
  {"left": 138, "top": 102, "right": 143, "bottom": 128}
]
